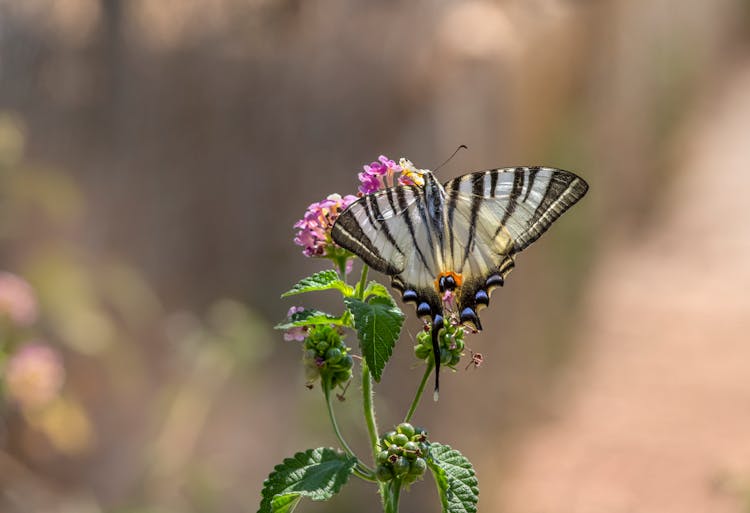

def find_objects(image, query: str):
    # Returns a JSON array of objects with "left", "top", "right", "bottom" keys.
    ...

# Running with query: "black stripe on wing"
[{"left": 511, "top": 171, "right": 589, "bottom": 253}]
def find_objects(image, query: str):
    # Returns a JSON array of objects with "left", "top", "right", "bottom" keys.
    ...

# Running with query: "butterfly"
[{"left": 331, "top": 166, "right": 588, "bottom": 396}]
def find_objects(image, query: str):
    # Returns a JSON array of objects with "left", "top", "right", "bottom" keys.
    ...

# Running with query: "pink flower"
[
  {"left": 293, "top": 193, "right": 358, "bottom": 257},
  {"left": 363, "top": 160, "right": 387, "bottom": 176},
  {"left": 283, "top": 306, "right": 308, "bottom": 341},
  {"left": 5, "top": 342, "right": 65, "bottom": 409},
  {"left": 0, "top": 272, "right": 38, "bottom": 327},
  {"left": 358, "top": 172, "right": 381, "bottom": 194},
  {"left": 442, "top": 289, "right": 457, "bottom": 312},
  {"left": 358, "top": 155, "right": 402, "bottom": 194}
]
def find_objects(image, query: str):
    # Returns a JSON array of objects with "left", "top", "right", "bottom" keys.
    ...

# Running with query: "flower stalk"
[{"left": 404, "top": 359, "right": 434, "bottom": 424}]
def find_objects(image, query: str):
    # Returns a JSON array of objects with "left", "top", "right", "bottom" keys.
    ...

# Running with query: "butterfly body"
[{"left": 331, "top": 166, "right": 588, "bottom": 394}]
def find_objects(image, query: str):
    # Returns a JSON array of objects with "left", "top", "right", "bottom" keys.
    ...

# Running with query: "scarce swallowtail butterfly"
[{"left": 331, "top": 166, "right": 588, "bottom": 397}]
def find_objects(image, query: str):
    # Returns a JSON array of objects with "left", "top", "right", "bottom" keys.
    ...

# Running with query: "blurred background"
[{"left": 1, "top": 0, "right": 750, "bottom": 512}]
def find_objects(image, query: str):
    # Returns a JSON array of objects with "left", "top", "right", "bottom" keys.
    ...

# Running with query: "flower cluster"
[
  {"left": 376, "top": 422, "right": 429, "bottom": 484},
  {"left": 292, "top": 156, "right": 430, "bottom": 262},
  {"left": 414, "top": 322, "right": 466, "bottom": 368},
  {"left": 294, "top": 193, "right": 358, "bottom": 258},
  {"left": 0, "top": 271, "right": 38, "bottom": 326},
  {"left": 302, "top": 325, "right": 353, "bottom": 388},
  {"left": 282, "top": 306, "right": 308, "bottom": 341},
  {"left": 5, "top": 342, "right": 65, "bottom": 410},
  {"left": 358, "top": 156, "right": 427, "bottom": 194}
]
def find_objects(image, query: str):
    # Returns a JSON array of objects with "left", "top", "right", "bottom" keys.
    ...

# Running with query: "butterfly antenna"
[
  {"left": 431, "top": 314, "right": 445, "bottom": 401},
  {"left": 432, "top": 144, "right": 468, "bottom": 175}
]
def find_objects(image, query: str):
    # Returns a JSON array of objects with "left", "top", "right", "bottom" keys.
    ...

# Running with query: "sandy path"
[{"left": 498, "top": 62, "right": 750, "bottom": 513}]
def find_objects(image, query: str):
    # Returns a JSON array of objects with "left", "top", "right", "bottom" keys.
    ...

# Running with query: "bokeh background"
[{"left": 1, "top": 0, "right": 750, "bottom": 512}]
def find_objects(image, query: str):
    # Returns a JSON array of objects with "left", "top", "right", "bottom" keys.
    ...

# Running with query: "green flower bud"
[
  {"left": 392, "top": 433, "right": 409, "bottom": 447},
  {"left": 397, "top": 422, "right": 415, "bottom": 438},
  {"left": 377, "top": 450, "right": 390, "bottom": 465},
  {"left": 414, "top": 344, "right": 430, "bottom": 360},
  {"left": 449, "top": 353, "right": 461, "bottom": 367},
  {"left": 332, "top": 369, "right": 351, "bottom": 386},
  {"left": 403, "top": 441, "right": 420, "bottom": 455},
  {"left": 376, "top": 465, "right": 394, "bottom": 482},
  {"left": 392, "top": 457, "right": 410, "bottom": 476},
  {"left": 440, "top": 348, "right": 452, "bottom": 365},
  {"left": 325, "top": 347, "right": 342, "bottom": 363},
  {"left": 409, "top": 457, "right": 427, "bottom": 475},
  {"left": 341, "top": 354, "right": 354, "bottom": 370}
]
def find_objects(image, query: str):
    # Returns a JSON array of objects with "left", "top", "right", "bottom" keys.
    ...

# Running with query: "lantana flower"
[
  {"left": 397, "top": 158, "right": 427, "bottom": 187},
  {"left": 294, "top": 193, "right": 358, "bottom": 257},
  {"left": 0, "top": 271, "right": 38, "bottom": 327},
  {"left": 5, "top": 342, "right": 65, "bottom": 410},
  {"left": 283, "top": 306, "right": 308, "bottom": 342},
  {"left": 358, "top": 155, "right": 401, "bottom": 194}
]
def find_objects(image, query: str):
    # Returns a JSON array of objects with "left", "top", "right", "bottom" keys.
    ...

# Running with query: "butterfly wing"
[
  {"left": 443, "top": 167, "right": 589, "bottom": 328},
  {"left": 331, "top": 185, "right": 443, "bottom": 315}
]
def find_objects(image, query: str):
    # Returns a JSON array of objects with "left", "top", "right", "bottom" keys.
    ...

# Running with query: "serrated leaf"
[
  {"left": 258, "top": 447, "right": 357, "bottom": 513},
  {"left": 343, "top": 295, "right": 404, "bottom": 381},
  {"left": 274, "top": 309, "right": 346, "bottom": 330},
  {"left": 427, "top": 443, "right": 479, "bottom": 513},
  {"left": 362, "top": 281, "right": 391, "bottom": 300},
  {"left": 282, "top": 270, "right": 353, "bottom": 298}
]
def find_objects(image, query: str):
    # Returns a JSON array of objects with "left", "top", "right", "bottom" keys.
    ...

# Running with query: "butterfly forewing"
[{"left": 332, "top": 186, "right": 442, "bottom": 299}]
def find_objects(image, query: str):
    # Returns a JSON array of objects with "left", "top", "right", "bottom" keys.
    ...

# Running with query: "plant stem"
[
  {"left": 356, "top": 264, "right": 369, "bottom": 298},
  {"left": 361, "top": 362, "right": 380, "bottom": 459},
  {"left": 323, "top": 377, "right": 375, "bottom": 480},
  {"left": 385, "top": 479, "right": 402, "bottom": 513},
  {"left": 404, "top": 360, "right": 434, "bottom": 423}
]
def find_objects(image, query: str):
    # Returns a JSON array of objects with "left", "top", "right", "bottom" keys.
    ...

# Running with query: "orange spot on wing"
[{"left": 434, "top": 271, "right": 463, "bottom": 292}]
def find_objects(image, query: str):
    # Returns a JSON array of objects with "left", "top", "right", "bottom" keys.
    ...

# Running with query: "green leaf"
[
  {"left": 362, "top": 281, "right": 391, "bottom": 300},
  {"left": 274, "top": 309, "right": 346, "bottom": 330},
  {"left": 258, "top": 447, "right": 357, "bottom": 513},
  {"left": 427, "top": 443, "right": 479, "bottom": 513},
  {"left": 282, "top": 270, "right": 353, "bottom": 298},
  {"left": 343, "top": 295, "right": 404, "bottom": 382}
]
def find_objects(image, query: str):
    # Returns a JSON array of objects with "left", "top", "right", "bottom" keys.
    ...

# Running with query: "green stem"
[
  {"left": 404, "top": 360, "right": 434, "bottom": 423},
  {"left": 356, "top": 264, "right": 369, "bottom": 298},
  {"left": 386, "top": 479, "right": 402, "bottom": 513},
  {"left": 361, "top": 362, "right": 380, "bottom": 459},
  {"left": 323, "top": 377, "right": 375, "bottom": 480},
  {"left": 336, "top": 257, "right": 348, "bottom": 284}
]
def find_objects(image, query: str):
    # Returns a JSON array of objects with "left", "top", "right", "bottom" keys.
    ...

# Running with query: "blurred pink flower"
[
  {"left": 442, "top": 289, "right": 456, "bottom": 312},
  {"left": 293, "top": 193, "right": 358, "bottom": 257},
  {"left": 0, "top": 272, "right": 38, "bottom": 327},
  {"left": 5, "top": 342, "right": 65, "bottom": 409},
  {"left": 283, "top": 306, "right": 308, "bottom": 341}
]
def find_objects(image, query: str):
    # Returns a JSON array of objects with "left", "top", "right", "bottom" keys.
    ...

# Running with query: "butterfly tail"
[{"left": 432, "top": 314, "right": 444, "bottom": 401}]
